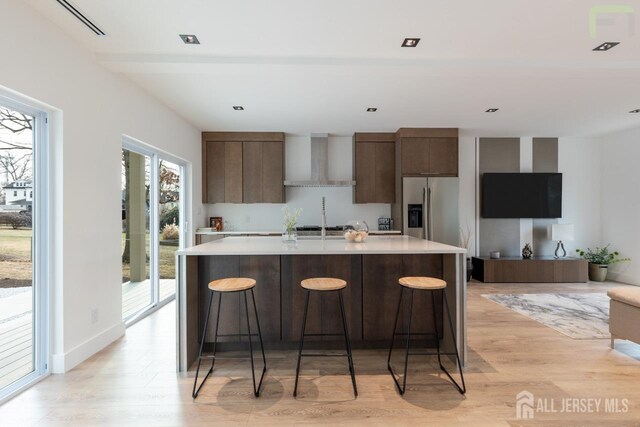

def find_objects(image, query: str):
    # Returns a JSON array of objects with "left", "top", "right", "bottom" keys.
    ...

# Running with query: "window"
[{"left": 0, "top": 97, "right": 48, "bottom": 402}]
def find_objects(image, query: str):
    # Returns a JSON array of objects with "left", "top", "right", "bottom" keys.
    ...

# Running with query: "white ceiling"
[{"left": 25, "top": 0, "right": 640, "bottom": 136}]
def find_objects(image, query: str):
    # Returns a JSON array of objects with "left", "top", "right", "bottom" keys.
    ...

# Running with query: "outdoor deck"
[{"left": 0, "top": 279, "right": 175, "bottom": 390}]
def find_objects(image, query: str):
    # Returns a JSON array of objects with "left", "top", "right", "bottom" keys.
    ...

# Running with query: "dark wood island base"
[{"left": 176, "top": 236, "right": 467, "bottom": 372}]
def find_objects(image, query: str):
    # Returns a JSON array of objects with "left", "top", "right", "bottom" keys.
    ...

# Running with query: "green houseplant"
[
  {"left": 282, "top": 206, "right": 302, "bottom": 243},
  {"left": 575, "top": 245, "right": 630, "bottom": 282}
]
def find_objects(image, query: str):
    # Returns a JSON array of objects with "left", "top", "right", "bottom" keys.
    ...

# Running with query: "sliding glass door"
[
  {"left": 0, "top": 100, "right": 47, "bottom": 400},
  {"left": 158, "top": 160, "right": 180, "bottom": 302},
  {"left": 121, "top": 141, "right": 183, "bottom": 323},
  {"left": 121, "top": 149, "right": 152, "bottom": 319}
]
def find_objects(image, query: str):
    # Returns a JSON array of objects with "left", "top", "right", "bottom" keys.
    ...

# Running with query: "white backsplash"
[
  {"left": 204, "top": 135, "right": 391, "bottom": 230},
  {"left": 205, "top": 187, "right": 390, "bottom": 231}
]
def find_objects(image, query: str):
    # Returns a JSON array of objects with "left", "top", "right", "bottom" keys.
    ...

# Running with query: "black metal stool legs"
[
  {"left": 338, "top": 290, "right": 358, "bottom": 397},
  {"left": 440, "top": 291, "right": 466, "bottom": 394},
  {"left": 293, "top": 290, "right": 310, "bottom": 397},
  {"left": 388, "top": 288, "right": 466, "bottom": 396},
  {"left": 192, "top": 291, "right": 220, "bottom": 398},
  {"left": 244, "top": 289, "right": 267, "bottom": 397},
  {"left": 294, "top": 289, "right": 357, "bottom": 398},
  {"left": 387, "top": 287, "right": 414, "bottom": 395},
  {"left": 192, "top": 289, "right": 267, "bottom": 399}
]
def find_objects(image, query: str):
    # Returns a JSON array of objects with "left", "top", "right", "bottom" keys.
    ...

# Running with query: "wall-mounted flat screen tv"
[{"left": 482, "top": 173, "right": 562, "bottom": 218}]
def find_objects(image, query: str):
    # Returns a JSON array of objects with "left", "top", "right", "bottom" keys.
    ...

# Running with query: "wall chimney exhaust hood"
[{"left": 284, "top": 134, "right": 356, "bottom": 187}]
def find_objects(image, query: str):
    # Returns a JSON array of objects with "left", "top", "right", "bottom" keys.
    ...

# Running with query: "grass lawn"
[
  {"left": 0, "top": 227, "right": 177, "bottom": 286},
  {"left": 121, "top": 232, "right": 178, "bottom": 282},
  {"left": 0, "top": 226, "right": 32, "bottom": 287}
]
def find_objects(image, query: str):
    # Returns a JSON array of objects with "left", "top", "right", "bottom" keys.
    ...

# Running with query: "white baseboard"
[
  {"left": 607, "top": 272, "right": 639, "bottom": 287},
  {"left": 50, "top": 321, "right": 125, "bottom": 373}
]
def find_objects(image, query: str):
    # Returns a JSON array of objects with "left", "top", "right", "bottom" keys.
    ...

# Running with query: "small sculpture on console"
[{"left": 522, "top": 243, "right": 533, "bottom": 259}]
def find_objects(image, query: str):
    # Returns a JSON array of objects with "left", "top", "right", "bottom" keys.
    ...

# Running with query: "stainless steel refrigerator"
[{"left": 402, "top": 177, "right": 459, "bottom": 246}]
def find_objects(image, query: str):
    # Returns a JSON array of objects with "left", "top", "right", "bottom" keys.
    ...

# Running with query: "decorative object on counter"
[
  {"left": 343, "top": 220, "right": 369, "bottom": 242},
  {"left": 459, "top": 223, "right": 473, "bottom": 281},
  {"left": 209, "top": 216, "right": 223, "bottom": 231},
  {"left": 378, "top": 217, "right": 392, "bottom": 231},
  {"left": 522, "top": 243, "right": 533, "bottom": 259},
  {"left": 575, "top": 245, "right": 630, "bottom": 282},
  {"left": 282, "top": 206, "right": 302, "bottom": 243},
  {"left": 548, "top": 224, "right": 574, "bottom": 258},
  {"left": 490, "top": 251, "right": 500, "bottom": 259}
]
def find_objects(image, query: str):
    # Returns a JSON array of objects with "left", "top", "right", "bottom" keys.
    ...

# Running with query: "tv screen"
[{"left": 482, "top": 173, "right": 562, "bottom": 218}]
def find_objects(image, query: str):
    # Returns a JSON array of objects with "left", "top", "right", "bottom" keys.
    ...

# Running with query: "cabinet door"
[
  {"left": 401, "top": 138, "right": 429, "bottom": 175},
  {"left": 354, "top": 142, "right": 376, "bottom": 203},
  {"left": 204, "top": 141, "right": 225, "bottom": 203},
  {"left": 362, "top": 254, "right": 443, "bottom": 341},
  {"left": 242, "top": 141, "right": 263, "bottom": 203},
  {"left": 261, "top": 140, "right": 284, "bottom": 203},
  {"left": 375, "top": 142, "right": 396, "bottom": 203},
  {"left": 428, "top": 138, "right": 458, "bottom": 176},
  {"left": 224, "top": 142, "right": 243, "bottom": 203},
  {"left": 281, "top": 255, "right": 362, "bottom": 342}
]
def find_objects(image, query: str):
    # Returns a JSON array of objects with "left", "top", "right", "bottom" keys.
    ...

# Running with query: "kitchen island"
[{"left": 175, "top": 235, "right": 467, "bottom": 372}]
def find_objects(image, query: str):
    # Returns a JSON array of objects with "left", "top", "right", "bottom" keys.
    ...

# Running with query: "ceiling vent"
[{"left": 56, "top": 0, "right": 106, "bottom": 36}]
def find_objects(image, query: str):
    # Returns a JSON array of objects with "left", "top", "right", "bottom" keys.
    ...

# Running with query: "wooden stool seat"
[
  {"left": 208, "top": 277, "right": 256, "bottom": 292},
  {"left": 398, "top": 276, "right": 446, "bottom": 290},
  {"left": 301, "top": 277, "right": 347, "bottom": 291}
]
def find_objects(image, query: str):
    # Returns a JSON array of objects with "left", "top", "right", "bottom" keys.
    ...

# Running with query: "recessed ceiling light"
[
  {"left": 630, "top": 109, "right": 640, "bottom": 113},
  {"left": 401, "top": 38, "right": 420, "bottom": 47},
  {"left": 366, "top": 107, "right": 378, "bottom": 112},
  {"left": 233, "top": 106, "right": 244, "bottom": 111},
  {"left": 179, "top": 34, "right": 200, "bottom": 45},
  {"left": 485, "top": 108, "right": 499, "bottom": 113},
  {"left": 593, "top": 42, "right": 619, "bottom": 51}
]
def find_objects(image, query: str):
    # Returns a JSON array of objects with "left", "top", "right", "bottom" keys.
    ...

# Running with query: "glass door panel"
[
  {"left": 158, "top": 160, "right": 180, "bottom": 302},
  {"left": 121, "top": 149, "right": 152, "bottom": 320},
  {"left": 0, "top": 106, "right": 35, "bottom": 391}
]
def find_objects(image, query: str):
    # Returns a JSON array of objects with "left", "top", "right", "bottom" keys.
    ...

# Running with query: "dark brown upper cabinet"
[
  {"left": 396, "top": 128, "right": 458, "bottom": 176},
  {"left": 202, "top": 132, "right": 285, "bottom": 204},
  {"left": 353, "top": 133, "right": 396, "bottom": 204}
]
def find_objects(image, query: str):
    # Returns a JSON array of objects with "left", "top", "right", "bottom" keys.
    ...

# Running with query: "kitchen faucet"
[{"left": 321, "top": 196, "right": 326, "bottom": 241}]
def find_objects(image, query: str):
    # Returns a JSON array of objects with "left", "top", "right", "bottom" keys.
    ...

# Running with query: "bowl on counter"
[{"left": 343, "top": 220, "right": 369, "bottom": 243}]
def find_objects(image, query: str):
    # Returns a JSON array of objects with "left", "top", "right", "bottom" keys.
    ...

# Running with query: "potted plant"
[
  {"left": 575, "top": 245, "right": 630, "bottom": 282},
  {"left": 282, "top": 206, "right": 302, "bottom": 243},
  {"left": 459, "top": 224, "right": 473, "bottom": 281}
]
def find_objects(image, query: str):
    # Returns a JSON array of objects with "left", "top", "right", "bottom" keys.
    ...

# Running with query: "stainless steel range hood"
[{"left": 284, "top": 133, "right": 356, "bottom": 187}]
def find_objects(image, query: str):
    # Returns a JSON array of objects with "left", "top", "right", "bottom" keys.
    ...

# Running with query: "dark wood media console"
[{"left": 472, "top": 256, "right": 588, "bottom": 283}]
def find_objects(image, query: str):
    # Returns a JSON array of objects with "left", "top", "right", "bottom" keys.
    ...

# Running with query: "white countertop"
[
  {"left": 179, "top": 235, "right": 466, "bottom": 256},
  {"left": 195, "top": 228, "right": 401, "bottom": 236}
]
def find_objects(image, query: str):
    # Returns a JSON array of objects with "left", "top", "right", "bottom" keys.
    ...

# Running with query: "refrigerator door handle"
[
  {"left": 422, "top": 187, "right": 427, "bottom": 239},
  {"left": 427, "top": 187, "right": 433, "bottom": 240}
]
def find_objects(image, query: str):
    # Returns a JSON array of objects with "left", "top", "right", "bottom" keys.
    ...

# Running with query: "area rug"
[{"left": 482, "top": 293, "right": 610, "bottom": 339}]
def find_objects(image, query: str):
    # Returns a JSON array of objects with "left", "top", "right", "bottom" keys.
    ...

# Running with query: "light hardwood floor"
[{"left": 1, "top": 281, "right": 639, "bottom": 426}]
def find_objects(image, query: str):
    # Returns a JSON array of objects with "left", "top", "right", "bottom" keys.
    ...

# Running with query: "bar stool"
[
  {"left": 192, "top": 277, "right": 267, "bottom": 399},
  {"left": 293, "top": 277, "right": 358, "bottom": 398},
  {"left": 387, "top": 276, "right": 466, "bottom": 395}
]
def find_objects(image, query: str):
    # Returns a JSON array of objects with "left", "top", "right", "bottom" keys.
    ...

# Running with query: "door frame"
[
  {"left": 122, "top": 135, "right": 188, "bottom": 326},
  {"left": 0, "top": 94, "right": 50, "bottom": 403}
]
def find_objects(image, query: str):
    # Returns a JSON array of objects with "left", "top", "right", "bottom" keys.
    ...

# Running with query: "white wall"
[
  {"left": 0, "top": 0, "right": 203, "bottom": 372},
  {"left": 558, "top": 137, "right": 602, "bottom": 256},
  {"left": 458, "top": 136, "right": 476, "bottom": 256},
  {"left": 206, "top": 136, "right": 390, "bottom": 230},
  {"left": 600, "top": 127, "right": 640, "bottom": 285}
]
